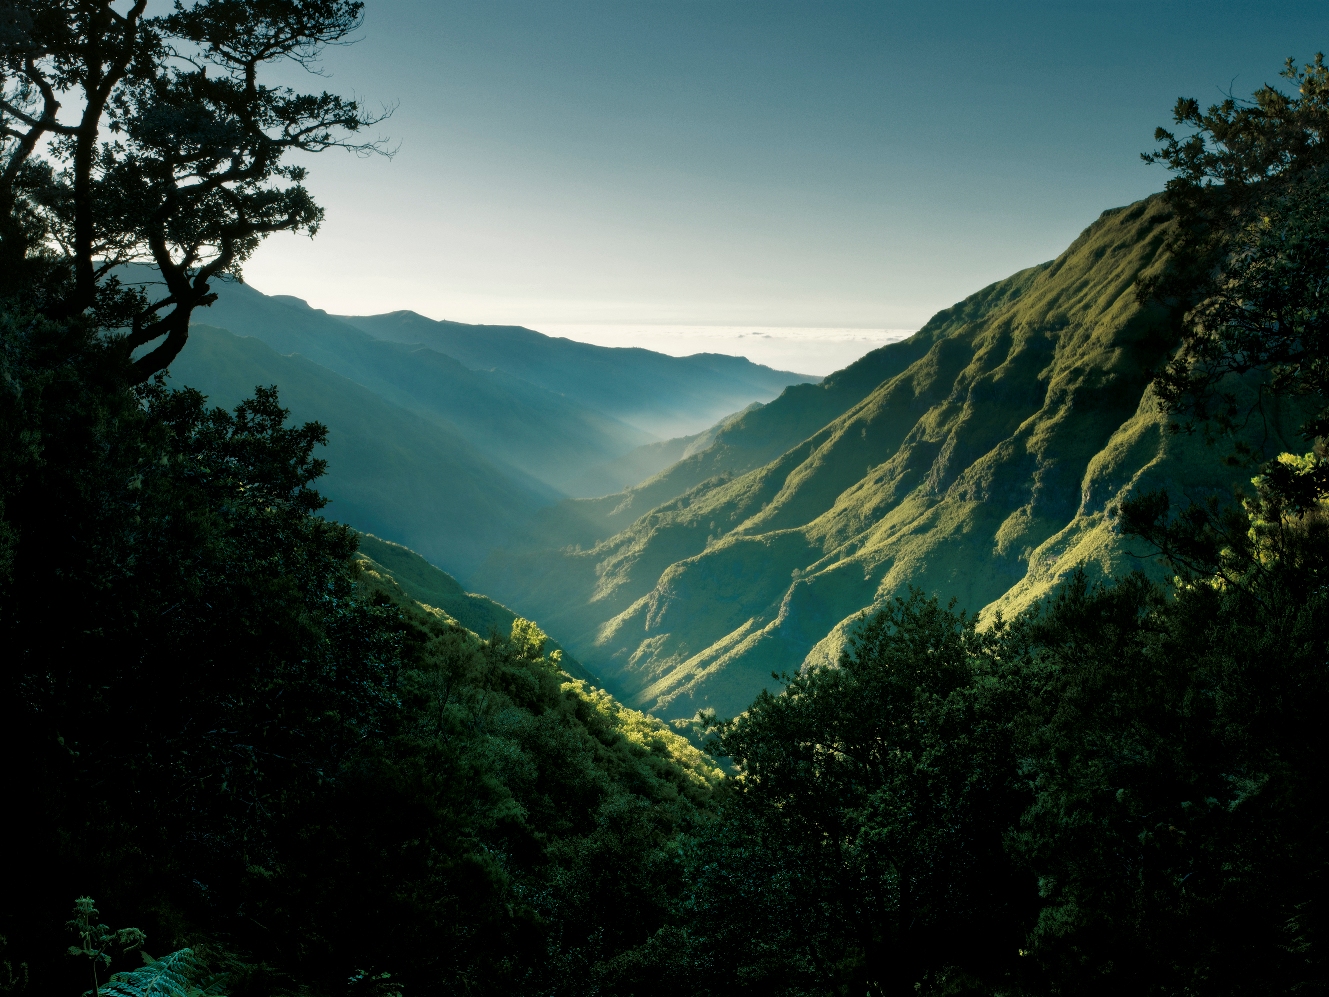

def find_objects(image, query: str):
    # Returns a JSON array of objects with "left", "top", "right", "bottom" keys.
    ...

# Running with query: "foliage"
[
  {"left": 66, "top": 898, "right": 146, "bottom": 997},
  {"left": 1144, "top": 53, "right": 1329, "bottom": 190},
  {"left": 0, "top": 305, "right": 719, "bottom": 994},
  {"left": 1145, "top": 160, "right": 1329, "bottom": 445},
  {"left": 683, "top": 554, "right": 1328, "bottom": 996},
  {"left": 100, "top": 948, "right": 228, "bottom": 997},
  {"left": 2, "top": 32, "right": 1327, "bottom": 997},
  {"left": 62, "top": 900, "right": 222, "bottom": 997},
  {"left": 1124, "top": 49, "right": 1329, "bottom": 644},
  {"left": 672, "top": 50, "right": 1329, "bottom": 997},
  {"left": 1008, "top": 564, "right": 1327, "bottom": 996},
  {"left": 1142, "top": 53, "right": 1329, "bottom": 501},
  {"left": 685, "top": 593, "right": 1032, "bottom": 996},
  {"left": 0, "top": 0, "right": 388, "bottom": 379}
]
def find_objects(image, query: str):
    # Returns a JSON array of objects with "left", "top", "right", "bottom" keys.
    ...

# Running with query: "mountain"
[
  {"left": 172, "top": 278, "right": 816, "bottom": 496},
  {"left": 353, "top": 532, "right": 600, "bottom": 684},
  {"left": 168, "top": 325, "right": 545, "bottom": 578},
  {"left": 557, "top": 403, "right": 764, "bottom": 500},
  {"left": 188, "top": 280, "right": 650, "bottom": 495},
  {"left": 340, "top": 311, "right": 818, "bottom": 440},
  {"left": 473, "top": 196, "right": 1310, "bottom": 721},
  {"left": 169, "top": 326, "right": 616, "bottom": 681},
  {"left": 162, "top": 276, "right": 812, "bottom": 607}
]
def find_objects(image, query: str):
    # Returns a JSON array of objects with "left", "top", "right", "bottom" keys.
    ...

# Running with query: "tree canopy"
[
  {"left": 1143, "top": 54, "right": 1329, "bottom": 447},
  {"left": 0, "top": 0, "right": 388, "bottom": 379},
  {"left": 1, "top": 29, "right": 1327, "bottom": 997}
]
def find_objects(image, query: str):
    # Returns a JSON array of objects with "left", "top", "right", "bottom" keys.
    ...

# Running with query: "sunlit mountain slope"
[
  {"left": 354, "top": 532, "right": 599, "bottom": 684},
  {"left": 474, "top": 197, "right": 1309, "bottom": 721}
]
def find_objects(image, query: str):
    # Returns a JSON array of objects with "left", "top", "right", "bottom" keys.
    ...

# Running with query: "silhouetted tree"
[
  {"left": 1142, "top": 54, "right": 1329, "bottom": 443},
  {"left": 0, "top": 0, "right": 389, "bottom": 380}
]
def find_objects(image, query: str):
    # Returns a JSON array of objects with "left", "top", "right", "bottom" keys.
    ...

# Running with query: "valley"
[
  {"left": 174, "top": 195, "right": 1304, "bottom": 721},
  {"left": 8, "top": 11, "right": 1324, "bottom": 993},
  {"left": 164, "top": 277, "right": 814, "bottom": 576},
  {"left": 476, "top": 197, "right": 1209, "bottom": 717}
]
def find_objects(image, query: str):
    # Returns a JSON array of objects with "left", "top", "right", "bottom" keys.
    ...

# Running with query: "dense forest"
[{"left": 2, "top": 3, "right": 1326, "bottom": 996}]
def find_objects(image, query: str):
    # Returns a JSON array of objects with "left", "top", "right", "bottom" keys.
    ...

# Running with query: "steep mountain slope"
[
  {"left": 186, "top": 280, "right": 650, "bottom": 495},
  {"left": 169, "top": 325, "right": 543, "bottom": 579},
  {"left": 519, "top": 323, "right": 949, "bottom": 552},
  {"left": 169, "top": 275, "right": 815, "bottom": 495},
  {"left": 341, "top": 311, "right": 818, "bottom": 439},
  {"left": 474, "top": 197, "right": 1309, "bottom": 721},
  {"left": 556, "top": 405, "right": 760, "bottom": 500},
  {"left": 354, "top": 532, "right": 599, "bottom": 684}
]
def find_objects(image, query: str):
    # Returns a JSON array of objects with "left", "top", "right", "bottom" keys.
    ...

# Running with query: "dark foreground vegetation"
[{"left": 2, "top": 3, "right": 1326, "bottom": 994}]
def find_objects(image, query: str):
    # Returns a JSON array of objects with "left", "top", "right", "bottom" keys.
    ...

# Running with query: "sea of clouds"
[{"left": 535, "top": 325, "right": 914, "bottom": 377}]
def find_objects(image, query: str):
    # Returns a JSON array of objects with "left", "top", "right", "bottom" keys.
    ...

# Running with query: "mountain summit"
[{"left": 474, "top": 196, "right": 1307, "bottom": 719}]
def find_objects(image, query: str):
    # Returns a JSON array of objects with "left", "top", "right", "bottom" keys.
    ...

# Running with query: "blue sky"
[{"left": 243, "top": 0, "right": 1329, "bottom": 349}]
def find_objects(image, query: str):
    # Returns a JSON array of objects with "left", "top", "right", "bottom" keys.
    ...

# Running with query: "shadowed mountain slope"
[
  {"left": 183, "top": 281, "right": 650, "bottom": 495},
  {"left": 354, "top": 533, "right": 598, "bottom": 684},
  {"left": 556, "top": 404, "right": 763, "bottom": 500},
  {"left": 474, "top": 196, "right": 1309, "bottom": 721},
  {"left": 341, "top": 311, "right": 818, "bottom": 439},
  {"left": 167, "top": 276, "right": 814, "bottom": 496},
  {"left": 169, "top": 325, "right": 544, "bottom": 579}
]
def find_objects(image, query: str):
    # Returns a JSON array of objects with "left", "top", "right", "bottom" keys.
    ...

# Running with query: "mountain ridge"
[
  {"left": 340, "top": 310, "right": 819, "bottom": 440},
  {"left": 185, "top": 280, "right": 653, "bottom": 495},
  {"left": 472, "top": 196, "right": 1309, "bottom": 721},
  {"left": 169, "top": 325, "right": 547, "bottom": 578}
]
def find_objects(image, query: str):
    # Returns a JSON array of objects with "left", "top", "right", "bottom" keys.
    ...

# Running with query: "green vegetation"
[
  {"left": 4, "top": 14, "right": 1327, "bottom": 996},
  {"left": 0, "top": 330, "right": 722, "bottom": 993},
  {"left": 476, "top": 194, "right": 1305, "bottom": 722},
  {"left": 685, "top": 562, "right": 1327, "bottom": 995},
  {"left": 354, "top": 532, "right": 600, "bottom": 684},
  {"left": 668, "top": 52, "right": 1329, "bottom": 994},
  {"left": 2, "top": 5, "right": 721, "bottom": 994},
  {"left": 0, "top": 0, "right": 385, "bottom": 380}
]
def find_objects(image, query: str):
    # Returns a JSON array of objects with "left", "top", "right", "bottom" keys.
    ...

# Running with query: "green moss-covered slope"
[
  {"left": 475, "top": 196, "right": 1308, "bottom": 721},
  {"left": 355, "top": 532, "right": 600, "bottom": 685}
]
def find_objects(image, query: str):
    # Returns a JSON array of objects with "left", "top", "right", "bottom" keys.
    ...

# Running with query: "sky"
[{"left": 241, "top": 0, "right": 1329, "bottom": 374}]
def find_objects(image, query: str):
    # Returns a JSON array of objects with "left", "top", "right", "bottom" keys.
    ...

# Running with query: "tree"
[
  {"left": 0, "top": 0, "right": 389, "bottom": 381},
  {"left": 687, "top": 592, "right": 1034, "bottom": 997},
  {"left": 1008, "top": 569, "right": 1329, "bottom": 997},
  {"left": 1125, "top": 54, "right": 1329, "bottom": 590},
  {"left": 1142, "top": 54, "right": 1329, "bottom": 443}
]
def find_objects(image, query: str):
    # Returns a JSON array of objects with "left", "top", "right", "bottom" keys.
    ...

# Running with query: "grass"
[{"left": 474, "top": 196, "right": 1309, "bottom": 721}]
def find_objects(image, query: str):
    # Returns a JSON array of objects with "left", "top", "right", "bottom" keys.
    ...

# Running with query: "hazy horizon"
[
  {"left": 534, "top": 324, "right": 914, "bottom": 376},
  {"left": 238, "top": 0, "right": 1328, "bottom": 369}
]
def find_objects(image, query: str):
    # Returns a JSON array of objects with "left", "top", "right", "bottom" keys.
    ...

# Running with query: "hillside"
[
  {"left": 474, "top": 196, "right": 1309, "bottom": 721},
  {"left": 186, "top": 279, "right": 652, "bottom": 495},
  {"left": 354, "top": 532, "right": 600, "bottom": 684},
  {"left": 161, "top": 275, "right": 817, "bottom": 496},
  {"left": 168, "top": 325, "right": 547, "bottom": 578},
  {"left": 342, "top": 311, "right": 817, "bottom": 440}
]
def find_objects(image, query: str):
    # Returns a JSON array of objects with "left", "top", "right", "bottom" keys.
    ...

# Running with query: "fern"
[{"left": 98, "top": 949, "right": 227, "bottom": 997}]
